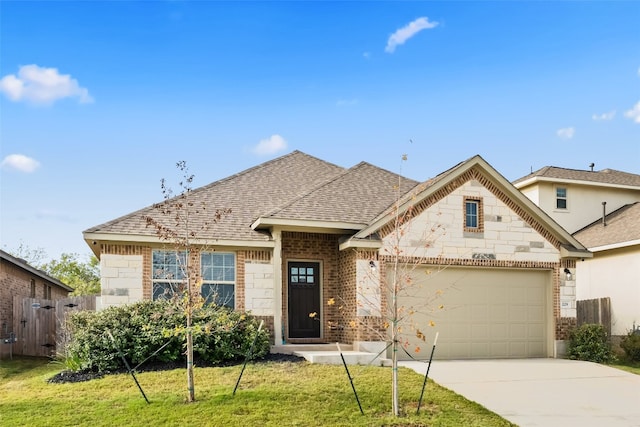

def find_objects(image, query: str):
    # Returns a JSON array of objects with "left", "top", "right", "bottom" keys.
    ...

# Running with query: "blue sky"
[{"left": 1, "top": 1, "right": 639, "bottom": 262}]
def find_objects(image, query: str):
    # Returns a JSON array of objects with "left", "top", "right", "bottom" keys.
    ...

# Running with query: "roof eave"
[
  {"left": 514, "top": 176, "right": 640, "bottom": 191},
  {"left": 560, "top": 245, "right": 593, "bottom": 259},
  {"left": 339, "top": 237, "right": 383, "bottom": 251},
  {"left": 83, "top": 232, "right": 276, "bottom": 256},
  {"left": 587, "top": 239, "right": 640, "bottom": 252},
  {"left": 251, "top": 217, "right": 366, "bottom": 234}
]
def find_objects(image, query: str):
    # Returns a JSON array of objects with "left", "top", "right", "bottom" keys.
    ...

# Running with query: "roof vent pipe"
[
  {"left": 589, "top": 163, "right": 595, "bottom": 172},
  {"left": 602, "top": 201, "right": 607, "bottom": 226}
]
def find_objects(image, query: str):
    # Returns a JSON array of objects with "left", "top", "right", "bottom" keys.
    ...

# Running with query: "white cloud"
[
  {"left": 0, "top": 64, "right": 93, "bottom": 105},
  {"left": 336, "top": 98, "right": 358, "bottom": 107},
  {"left": 624, "top": 101, "right": 640, "bottom": 123},
  {"left": 1, "top": 154, "right": 41, "bottom": 172},
  {"left": 592, "top": 110, "right": 616, "bottom": 121},
  {"left": 556, "top": 127, "right": 575, "bottom": 140},
  {"left": 385, "top": 17, "right": 439, "bottom": 53},
  {"left": 252, "top": 134, "right": 288, "bottom": 155},
  {"left": 362, "top": 52, "right": 371, "bottom": 59}
]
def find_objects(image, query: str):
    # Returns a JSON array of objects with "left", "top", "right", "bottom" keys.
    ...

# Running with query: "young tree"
[
  {"left": 320, "top": 154, "right": 449, "bottom": 416},
  {"left": 144, "top": 161, "right": 230, "bottom": 403}
]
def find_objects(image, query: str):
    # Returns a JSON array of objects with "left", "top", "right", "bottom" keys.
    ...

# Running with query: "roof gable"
[{"left": 351, "top": 155, "right": 589, "bottom": 256}]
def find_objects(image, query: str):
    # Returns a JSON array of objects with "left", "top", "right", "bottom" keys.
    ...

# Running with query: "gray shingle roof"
[
  {"left": 513, "top": 166, "right": 640, "bottom": 187},
  {"left": 573, "top": 202, "right": 640, "bottom": 248},
  {"left": 263, "top": 162, "right": 420, "bottom": 224},
  {"left": 85, "top": 151, "right": 419, "bottom": 242},
  {"left": 84, "top": 151, "right": 346, "bottom": 242}
]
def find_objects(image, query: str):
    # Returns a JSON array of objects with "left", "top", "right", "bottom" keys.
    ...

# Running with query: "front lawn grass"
[
  {"left": 0, "top": 357, "right": 514, "bottom": 427},
  {"left": 608, "top": 359, "right": 640, "bottom": 375}
]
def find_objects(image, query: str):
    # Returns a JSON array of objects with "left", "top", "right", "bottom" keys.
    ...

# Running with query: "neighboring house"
[
  {"left": 83, "top": 151, "right": 590, "bottom": 360},
  {"left": 0, "top": 249, "right": 73, "bottom": 355},
  {"left": 513, "top": 166, "right": 640, "bottom": 234},
  {"left": 514, "top": 166, "right": 640, "bottom": 338},
  {"left": 573, "top": 203, "right": 640, "bottom": 336}
]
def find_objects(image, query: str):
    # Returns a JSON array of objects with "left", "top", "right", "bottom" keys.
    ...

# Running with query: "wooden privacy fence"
[
  {"left": 12, "top": 295, "right": 96, "bottom": 357},
  {"left": 577, "top": 297, "right": 611, "bottom": 338}
]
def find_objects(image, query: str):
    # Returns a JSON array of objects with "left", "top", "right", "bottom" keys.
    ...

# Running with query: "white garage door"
[{"left": 396, "top": 267, "right": 551, "bottom": 360}]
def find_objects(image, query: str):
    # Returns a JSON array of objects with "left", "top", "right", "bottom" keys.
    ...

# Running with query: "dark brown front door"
[{"left": 287, "top": 261, "right": 321, "bottom": 339}]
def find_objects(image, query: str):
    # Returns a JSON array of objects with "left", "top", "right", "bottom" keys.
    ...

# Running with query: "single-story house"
[
  {"left": 83, "top": 151, "right": 590, "bottom": 359},
  {"left": 573, "top": 203, "right": 640, "bottom": 336}
]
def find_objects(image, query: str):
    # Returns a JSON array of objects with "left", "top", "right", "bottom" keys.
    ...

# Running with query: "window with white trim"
[
  {"left": 200, "top": 252, "right": 236, "bottom": 309},
  {"left": 556, "top": 187, "right": 567, "bottom": 209},
  {"left": 464, "top": 197, "right": 484, "bottom": 232},
  {"left": 152, "top": 250, "right": 187, "bottom": 301}
]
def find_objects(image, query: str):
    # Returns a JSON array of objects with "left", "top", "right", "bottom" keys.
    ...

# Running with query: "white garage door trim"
[{"left": 395, "top": 267, "right": 553, "bottom": 360}]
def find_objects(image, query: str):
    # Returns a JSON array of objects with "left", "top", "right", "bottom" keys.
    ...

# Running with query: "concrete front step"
[
  {"left": 271, "top": 343, "right": 391, "bottom": 366},
  {"left": 294, "top": 350, "right": 391, "bottom": 366},
  {"left": 271, "top": 343, "right": 352, "bottom": 354}
]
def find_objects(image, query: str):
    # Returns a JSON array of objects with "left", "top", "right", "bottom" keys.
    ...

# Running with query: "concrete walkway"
[{"left": 400, "top": 358, "right": 640, "bottom": 427}]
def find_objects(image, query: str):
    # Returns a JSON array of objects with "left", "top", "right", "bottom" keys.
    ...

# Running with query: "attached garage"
[{"left": 397, "top": 267, "right": 553, "bottom": 360}]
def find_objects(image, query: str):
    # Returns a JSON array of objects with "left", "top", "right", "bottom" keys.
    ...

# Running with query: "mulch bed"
[{"left": 48, "top": 353, "right": 305, "bottom": 384}]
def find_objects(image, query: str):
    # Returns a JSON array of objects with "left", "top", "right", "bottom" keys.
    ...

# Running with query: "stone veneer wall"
[
  {"left": 100, "top": 254, "right": 144, "bottom": 308},
  {"left": 244, "top": 250, "right": 275, "bottom": 344}
]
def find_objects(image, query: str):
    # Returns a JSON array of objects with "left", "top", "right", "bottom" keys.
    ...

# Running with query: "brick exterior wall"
[
  {"left": 0, "top": 258, "right": 70, "bottom": 342},
  {"left": 281, "top": 232, "right": 341, "bottom": 343}
]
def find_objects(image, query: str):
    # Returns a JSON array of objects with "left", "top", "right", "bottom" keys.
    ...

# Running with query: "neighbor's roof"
[
  {"left": 573, "top": 202, "right": 640, "bottom": 250},
  {"left": 0, "top": 250, "right": 73, "bottom": 292},
  {"left": 513, "top": 166, "right": 640, "bottom": 188}
]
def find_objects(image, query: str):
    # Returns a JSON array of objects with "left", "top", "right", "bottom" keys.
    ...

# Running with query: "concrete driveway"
[{"left": 399, "top": 359, "right": 640, "bottom": 427}]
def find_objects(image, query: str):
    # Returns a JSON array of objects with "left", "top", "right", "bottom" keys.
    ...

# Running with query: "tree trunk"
[
  {"left": 186, "top": 319, "right": 195, "bottom": 402},
  {"left": 392, "top": 325, "right": 399, "bottom": 416}
]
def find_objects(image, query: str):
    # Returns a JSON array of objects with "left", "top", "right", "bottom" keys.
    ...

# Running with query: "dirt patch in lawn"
[{"left": 48, "top": 353, "right": 305, "bottom": 384}]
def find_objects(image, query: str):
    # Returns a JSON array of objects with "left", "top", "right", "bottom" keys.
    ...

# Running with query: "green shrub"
[
  {"left": 620, "top": 329, "right": 640, "bottom": 362},
  {"left": 62, "top": 300, "right": 270, "bottom": 372},
  {"left": 567, "top": 323, "right": 615, "bottom": 363}
]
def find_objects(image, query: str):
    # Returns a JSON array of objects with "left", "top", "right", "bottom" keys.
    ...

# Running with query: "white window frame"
[
  {"left": 151, "top": 250, "right": 187, "bottom": 301},
  {"left": 200, "top": 252, "right": 236, "bottom": 309},
  {"left": 556, "top": 187, "right": 568, "bottom": 210}
]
